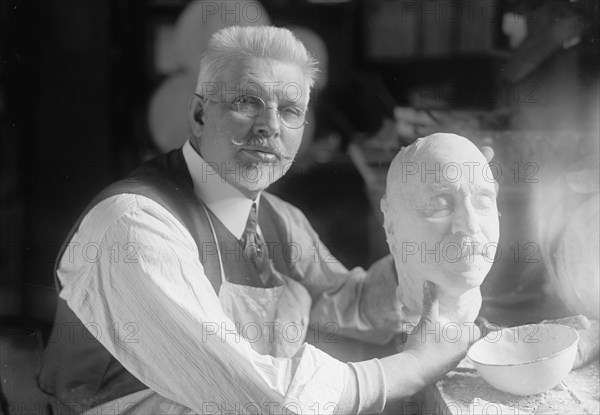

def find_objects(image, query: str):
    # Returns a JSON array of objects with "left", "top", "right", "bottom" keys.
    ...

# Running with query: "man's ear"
[
  {"left": 189, "top": 94, "right": 205, "bottom": 137},
  {"left": 381, "top": 195, "right": 394, "bottom": 239}
]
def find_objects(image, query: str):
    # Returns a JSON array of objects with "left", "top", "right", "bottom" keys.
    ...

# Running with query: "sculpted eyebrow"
[
  {"left": 426, "top": 184, "right": 455, "bottom": 193},
  {"left": 471, "top": 184, "right": 496, "bottom": 195}
]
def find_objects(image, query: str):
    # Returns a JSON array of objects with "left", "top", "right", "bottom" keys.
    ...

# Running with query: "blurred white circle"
[
  {"left": 289, "top": 25, "right": 329, "bottom": 90},
  {"left": 172, "top": 0, "right": 271, "bottom": 73},
  {"left": 148, "top": 74, "right": 197, "bottom": 152}
]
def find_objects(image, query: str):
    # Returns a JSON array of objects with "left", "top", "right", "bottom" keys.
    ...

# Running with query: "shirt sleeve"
[
  {"left": 57, "top": 194, "right": 370, "bottom": 414},
  {"left": 265, "top": 195, "right": 420, "bottom": 345}
]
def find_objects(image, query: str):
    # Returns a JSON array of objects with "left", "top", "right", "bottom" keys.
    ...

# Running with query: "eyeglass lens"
[{"left": 234, "top": 96, "right": 305, "bottom": 129}]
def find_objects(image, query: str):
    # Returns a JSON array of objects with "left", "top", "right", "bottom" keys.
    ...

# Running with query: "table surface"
[
  {"left": 426, "top": 358, "right": 600, "bottom": 415},
  {"left": 311, "top": 327, "right": 600, "bottom": 415},
  {"left": 308, "top": 298, "right": 599, "bottom": 415}
]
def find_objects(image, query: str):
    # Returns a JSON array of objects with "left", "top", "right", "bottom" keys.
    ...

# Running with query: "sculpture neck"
[{"left": 394, "top": 260, "right": 482, "bottom": 323}]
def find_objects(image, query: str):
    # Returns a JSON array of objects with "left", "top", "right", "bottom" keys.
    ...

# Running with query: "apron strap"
[{"left": 201, "top": 203, "right": 226, "bottom": 284}]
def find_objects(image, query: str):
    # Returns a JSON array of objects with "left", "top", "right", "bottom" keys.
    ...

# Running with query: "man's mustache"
[
  {"left": 442, "top": 232, "right": 492, "bottom": 259},
  {"left": 231, "top": 136, "right": 294, "bottom": 161}
]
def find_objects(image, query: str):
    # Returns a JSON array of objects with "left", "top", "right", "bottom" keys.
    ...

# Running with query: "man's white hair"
[{"left": 196, "top": 25, "right": 319, "bottom": 93}]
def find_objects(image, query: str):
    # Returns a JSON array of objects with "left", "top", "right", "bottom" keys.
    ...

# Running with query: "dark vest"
[{"left": 38, "top": 149, "right": 294, "bottom": 412}]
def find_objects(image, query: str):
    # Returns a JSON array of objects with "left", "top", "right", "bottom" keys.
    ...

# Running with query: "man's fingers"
[
  {"left": 472, "top": 325, "right": 482, "bottom": 344},
  {"left": 420, "top": 281, "right": 439, "bottom": 323}
]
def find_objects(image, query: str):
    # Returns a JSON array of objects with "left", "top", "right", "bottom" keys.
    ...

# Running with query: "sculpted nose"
[{"left": 451, "top": 201, "right": 481, "bottom": 236}]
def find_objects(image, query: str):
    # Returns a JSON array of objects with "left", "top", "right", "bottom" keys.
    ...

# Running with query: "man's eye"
[
  {"left": 280, "top": 106, "right": 304, "bottom": 119},
  {"left": 424, "top": 196, "right": 453, "bottom": 216},
  {"left": 473, "top": 194, "right": 496, "bottom": 210},
  {"left": 234, "top": 96, "right": 257, "bottom": 105},
  {"left": 431, "top": 195, "right": 451, "bottom": 209},
  {"left": 233, "top": 96, "right": 262, "bottom": 112}
]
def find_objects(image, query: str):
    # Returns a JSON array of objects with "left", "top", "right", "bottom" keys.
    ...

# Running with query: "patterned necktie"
[{"left": 242, "top": 203, "right": 271, "bottom": 286}]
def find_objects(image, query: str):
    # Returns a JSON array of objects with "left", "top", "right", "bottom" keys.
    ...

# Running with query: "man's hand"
[
  {"left": 403, "top": 282, "right": 471, "bottom": 382},
  {"left": 381, "top": 281, "right": 475, "bottom": 401}
]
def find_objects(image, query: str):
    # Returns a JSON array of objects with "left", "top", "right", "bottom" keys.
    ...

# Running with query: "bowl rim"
[{"left": 467, "top": 324, "right": 579, "bottom": 367}]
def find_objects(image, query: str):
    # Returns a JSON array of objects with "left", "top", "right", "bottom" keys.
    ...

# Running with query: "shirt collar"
[{"left": 182, "top": 140, "right": 260, "bottom": 240}]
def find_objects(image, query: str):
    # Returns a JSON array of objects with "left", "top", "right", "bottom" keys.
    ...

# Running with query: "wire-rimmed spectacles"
[{"left": 197, "top": 94, "right": 308, "bottom": 129}]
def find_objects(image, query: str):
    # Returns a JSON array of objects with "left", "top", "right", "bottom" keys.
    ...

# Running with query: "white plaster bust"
[{"left": 381, "top": 133, "right": 500, "bottom": 323}]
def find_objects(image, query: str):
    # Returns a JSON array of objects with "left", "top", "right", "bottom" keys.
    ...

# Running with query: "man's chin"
[
  {"left": 437, "top": 264, "right": 490, "bottom": 294},
  {"left": 452, "top": 270, "right": 488, "bottom": 290},
  {"left": 230, "top": 164, "right": 287, "bottom": 194},
  {"left": 233, "top": 179, "right": 272, "bottom": 196}
]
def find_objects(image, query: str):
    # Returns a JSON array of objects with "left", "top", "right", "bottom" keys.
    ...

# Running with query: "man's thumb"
[{"left": 421, "top": 281, "right": 439, "bottom": 323}]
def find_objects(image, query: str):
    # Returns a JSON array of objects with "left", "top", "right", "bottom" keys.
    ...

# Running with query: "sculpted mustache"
[
  {"left": 230, "top": 137, "right": 294, "bottom": 161},
  {"left": 443, "top": 232, "right": 489, "bottom": 257}
]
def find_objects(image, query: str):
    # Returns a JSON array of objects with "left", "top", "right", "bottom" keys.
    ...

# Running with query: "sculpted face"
[
  {"left": 382, "top": 134, "right": 500, "bottom": 300},
  {"left": 191, "top": 57, "right": 309, "bottom": 198}
]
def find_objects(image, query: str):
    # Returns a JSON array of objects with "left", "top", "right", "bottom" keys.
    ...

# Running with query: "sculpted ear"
[
  {"left": 481, "top": 145, "right": 494, "bottom": 163},
  {"left": 381, "top": 195, "right": 395, "bottom": 240},
  {"left": 481, "top": 145, "right": 499, "bottom": 194}
]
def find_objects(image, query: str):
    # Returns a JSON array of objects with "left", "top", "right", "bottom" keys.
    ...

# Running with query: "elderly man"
[
  {"left": 382, "top": 133, "right": 500, "bottom": 328},
  {"left": 38, "top": 27, "right": 489, "bottom": 414}
]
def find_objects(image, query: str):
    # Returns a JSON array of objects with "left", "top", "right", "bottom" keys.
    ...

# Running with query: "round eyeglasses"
[{"left": 198, "top": 94, "right": 308, "bottom": 129}]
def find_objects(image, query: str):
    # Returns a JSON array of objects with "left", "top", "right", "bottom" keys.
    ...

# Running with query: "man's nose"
[
  {"left": 253, "top": 107, "right": 280, "bottom": 138},
  {"left": 451, "top": 200, "right": 481, "bottom": 236}
]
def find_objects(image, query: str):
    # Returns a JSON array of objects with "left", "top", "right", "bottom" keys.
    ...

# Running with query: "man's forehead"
[
  {"left": 390, "top": 158, "right": 497, "bottom": 205},
  {"left": 219, "top": 57, "right": 309, "bottom": 103},
  {"left": 401, "top": 165, "right": 497, "bottom": 191},
  {"left": 394, "top": 156, "right": 492, "bottom": 178}
]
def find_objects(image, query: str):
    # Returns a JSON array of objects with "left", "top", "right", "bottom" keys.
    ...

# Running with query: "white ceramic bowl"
[{"left": 467, "top": 324, "right": 579, "bottom": 395}]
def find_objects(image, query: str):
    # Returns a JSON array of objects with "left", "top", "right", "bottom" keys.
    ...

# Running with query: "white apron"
[
  {"left": 85, "top": 205, "right": 313, "bottom": 414},
  {"left": 204, "top": 204, "right": 312, "bottom": 358}
]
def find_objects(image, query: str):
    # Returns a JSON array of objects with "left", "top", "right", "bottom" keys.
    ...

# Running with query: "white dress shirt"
[{"left": 57, "top": 141, "right": 417, "bottom": 414}]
